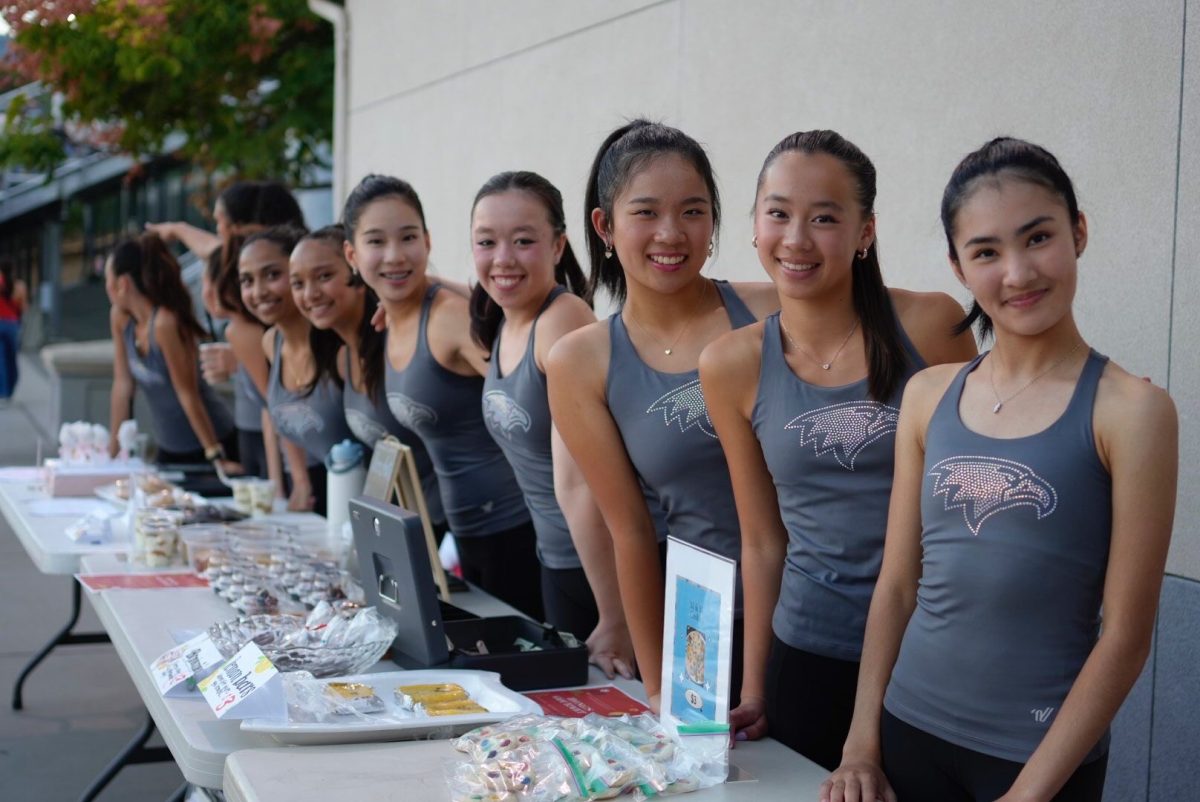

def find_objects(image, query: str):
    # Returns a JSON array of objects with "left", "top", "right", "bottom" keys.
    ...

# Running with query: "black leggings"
[
  {"left": 881, "top": 709, "right": 1107, "bottom": 801},
  {"left": 764, "top": 636, "right": 860, "bottom": 770},
  {"left": 455, "top": 520, "right": 544, "bottom": 622},
  {"left": 540, "top": 565, "right": 599, "bottom": 639}
]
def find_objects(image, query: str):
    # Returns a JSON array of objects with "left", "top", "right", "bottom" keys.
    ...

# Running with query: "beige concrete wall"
[{"left": 342, "top": 0, "right": 1196, "bottom": 578}]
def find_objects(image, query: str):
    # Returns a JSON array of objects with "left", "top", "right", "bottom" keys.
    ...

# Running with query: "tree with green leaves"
[{"left": 0, "top": 0, "right": 333, "bottom": 183}]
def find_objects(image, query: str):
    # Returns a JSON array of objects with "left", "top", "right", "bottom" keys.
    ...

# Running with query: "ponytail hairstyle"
[
  {"left": 254, "top": 181, "right": 306, "bottom": 229},
  {"left": 756, "top": 130, "right": 905, "bottom": 402},
  {"left": 217, "top": 181, "right": 260, "bottom": 227},
  {"left": 342, "top": 174, "right": 427, "bottom": 241},
  {"left": 242, "top": 225, "right": 339, "bottom": 398},
  {"left": 468, "top": 170, "right": 591, "bottom": 354},
  {"left": 110, "top": 233, "right": 206, "bottom": 342},
  {"left": 296, "top": 225, "right": 379, "bottom": 397},
  {"left": 941, "top": 137, "right": 1081, "bottom": 341},
  {"left": 584, "top": 120, "right": 722, "bottom": 305}
]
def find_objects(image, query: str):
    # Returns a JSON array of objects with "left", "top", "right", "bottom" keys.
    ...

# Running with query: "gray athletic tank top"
[
  {"left": 384, "top": 284, "right": 530, "bottom": 538},
  {"left": 123, "top": 310, "right": 234, "bottom": 454},
  {"left": 233, "top": 365, "right": 265, "bottom": 432},
  {"left": 482, "top": 287, "right": 580, "bottom": 569},
  {"left": 885, "top": 350, "right": 1112, "bottom": 763},
  {"left": 754, "top": 311, "right": 925, "bottom": 661},
  {"left": 266, "top": 331, "right": 355, "bottom": 464},
  {"left": 606, "top": 280, "right": 756, "bottom": 567},
  {"left": 342, "top": 349, "right": 445, "bottom": 526}
]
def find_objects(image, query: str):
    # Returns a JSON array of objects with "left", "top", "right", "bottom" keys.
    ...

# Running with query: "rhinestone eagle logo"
[
  {"left": 647, "top": 379, "right": 717, "bottom": 439},
  {"left": 386, "top": 391, "right": 438, "bottom": 431},
  {"left": 273, "top": 401, "right": 325, "bottom": 439},
  {"left": 344, "top": 408, "right": 388, "bottom": 448},
  {"left": 927, "top": 456, "right": 1058, "bottom": 536},
  {"left": 784, "top": 401, "right": 900, "bottom": 470},
  {"left": 482, "top": 390, "right": 532, "bottom": 439}
]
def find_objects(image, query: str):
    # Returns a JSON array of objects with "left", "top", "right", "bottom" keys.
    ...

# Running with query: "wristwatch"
[{"left": 204, "top": 444, "right": 226, "bottom": 462}]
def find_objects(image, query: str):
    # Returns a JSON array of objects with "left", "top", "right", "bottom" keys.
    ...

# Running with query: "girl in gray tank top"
[
  {"left": 244, "top": 227, "right": 349, "bottom": 515},
  {"left": 288, "top": 227, "right": 445, "bottom": 529},
  {"left": 344, "top": 174, "right": 541, "bottom": 620},
  {"left": 701, "top": 131, "right": 977, "bottom": 768},
  {"left": 266, "top": 330, "right": 353, "bottom": 464},
  {"left": 107, "top": 233, "right": 236, "bottom": 465},
  {"left": 826, "top": 139, "right": 1177, "bottom": 801},
  {"left": 547, "top": 121, "right": 779, "bottom": 709}
]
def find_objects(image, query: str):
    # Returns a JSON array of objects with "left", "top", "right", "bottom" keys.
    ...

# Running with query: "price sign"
[
  {"left": 196, "top": 643, "right": 284, "bottom": 720},
  {"left": 150, "top": 632, "right": 224, "bottom": 696}
]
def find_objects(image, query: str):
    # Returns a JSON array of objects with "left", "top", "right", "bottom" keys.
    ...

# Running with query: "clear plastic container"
[{"left": 179, "top": 524, "right": 228, "bottom": 575}]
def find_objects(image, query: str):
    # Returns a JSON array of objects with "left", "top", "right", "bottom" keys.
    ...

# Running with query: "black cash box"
[{"left": 349, "top": 496, "right": 588, "bottom": 691}]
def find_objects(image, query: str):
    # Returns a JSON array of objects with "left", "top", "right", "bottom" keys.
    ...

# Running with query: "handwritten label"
[
  {"left": 150, "top": 633, "right": 224, "bottom": 696},
  {"left": 196, "top": 643, "right": 282, "bottom": 720}
]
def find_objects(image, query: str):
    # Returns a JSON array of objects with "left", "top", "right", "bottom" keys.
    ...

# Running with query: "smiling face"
[
  {"left": 949, "top": 176, "right": 1086, "bottom": 338},
  {"left": 238, "top": 239, "right": 299, "bottom": 326},
  {"left": 345, "top": 196, "right": 430, "bottom": 306},
  {"left": 472, "top": 190, "right": 565, "bottom": 313},
  {"left": 596, "top": 153, "right": 714, "bottom": 295},
  {"left": 753, "top": 151, "right": 874, "bottom": 301},
  {"left": 290, "top": 238, "right": 362, "bottom": 332}
]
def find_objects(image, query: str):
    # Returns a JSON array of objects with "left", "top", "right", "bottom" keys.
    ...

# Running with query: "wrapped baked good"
[{"left": 324, "top": 682, "right": 385, "bottom": 715}]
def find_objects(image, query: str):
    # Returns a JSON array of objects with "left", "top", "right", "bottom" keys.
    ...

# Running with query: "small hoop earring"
[
  {"left": 707, "top": 241, "right": 714, "bottom": 258},
  {"left": 857, "top": 247, "right": 869, "bottom": 260},
  {"left": 751, "top": 235, "right": 758, "bottom": 248}
]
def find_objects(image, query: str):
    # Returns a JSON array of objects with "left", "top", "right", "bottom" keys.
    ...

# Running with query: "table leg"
[
  {"left": 78, "top": 709, "right": 174, "bottom": 802},
  {"left": 11, "top": 580, "right": 110, "bottom": 710},
  {"left": 165, "top": 781, "right": 189, "bottom": 802}
]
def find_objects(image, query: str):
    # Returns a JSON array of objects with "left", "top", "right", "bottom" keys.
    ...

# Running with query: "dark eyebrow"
[
  {"left": 361, "top": 225, "right": 420, "bottom": 235},
  {"left": 626, "top": 196, "right": 711, "bottom": 206},
  {"left": 473, "top": 225, "right": 538, "bottom": 235},
  {"left": 963, "top": 234, "right": 999, "bottom": 248},
  {"left": 1015, "top": 215, "right": 1053, "bottom": 236}
]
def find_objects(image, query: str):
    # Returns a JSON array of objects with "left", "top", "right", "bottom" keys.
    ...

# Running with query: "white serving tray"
[{"left": 240, "top": 669, "right": 542, "bottom": 745}]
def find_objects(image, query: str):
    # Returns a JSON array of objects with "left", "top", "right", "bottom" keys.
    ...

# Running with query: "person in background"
[
  {"left": 344, "top": 174, "right": 542, "bottom": 620},
  {"left": 288, "top": 225, "right": 447, "bottom": 534},
  {"left": 699, "top": 130, "right": 976, "bottom": 767},
  {"left": 0, "top": 258, "right": 28, "bottom": 403},
  {"left": 241, "top": 226, "right": 353, "bottom": 515},
  {"left": 106, "top": 233, "right": 239, "bottom": 470},
  {"left": 823, "top": 138, "right": 1177, "bottom": 802},
  {"left": 470, "top": 170, "right": 635, "bottom": 677},
  {"left": 547, "top": 120, "right": 779, "bottom": 710}
]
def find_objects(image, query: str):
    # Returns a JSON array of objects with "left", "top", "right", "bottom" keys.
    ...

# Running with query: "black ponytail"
[
  {"left": 584, "top": 120, "right": 721, "bottom": 305},
  {"left": 755, "top": 130, "right": 905, "bottom": 402},
  {"left": 110, "top": 233, "right": 206, "bottom": 342},
  {"left": 468, "top": 170, "right": 590, "bottom": 354}
]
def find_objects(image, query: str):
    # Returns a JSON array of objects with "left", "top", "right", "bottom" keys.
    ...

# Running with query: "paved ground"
[{"left": 0, "top": 354, "right": 188, "bottom": 801}]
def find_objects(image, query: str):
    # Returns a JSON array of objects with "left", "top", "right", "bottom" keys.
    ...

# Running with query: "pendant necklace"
[
  {"left": 987, "top": 340, "right": 1085, "bottom": 414},
  {"left": 779, "top": 316, "right": 859, "bottom": 371},
  {"left": 628, "top": 280, "right": 711, "bottom": 356}
]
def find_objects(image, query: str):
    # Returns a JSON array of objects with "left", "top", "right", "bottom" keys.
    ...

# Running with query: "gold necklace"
[
  {"left": 627, "top": 280, "right": 711, "bottom": 356},
  {"left": 987, "top": 340, "right": 1085, "bottom": 414},
  {"left": 779, "top": 316, "right": 859, "bottom": 371}
]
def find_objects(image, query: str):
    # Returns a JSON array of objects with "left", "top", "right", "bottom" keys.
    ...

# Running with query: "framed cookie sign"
[{"left": 660, "top": 537, "right": 736, "bottom": 734}]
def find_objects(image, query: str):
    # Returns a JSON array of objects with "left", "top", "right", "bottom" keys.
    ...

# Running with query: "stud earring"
[
  {"left": 708, "top": 241, "right": 714, "bottom": 258},
  {"left": 751, "top": 235, "right": 758, "bottom": 248}
]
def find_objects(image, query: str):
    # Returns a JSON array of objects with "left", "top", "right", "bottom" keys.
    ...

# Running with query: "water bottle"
[{"left": 325, "top": 439, "right": 366, "bottom": 543}]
